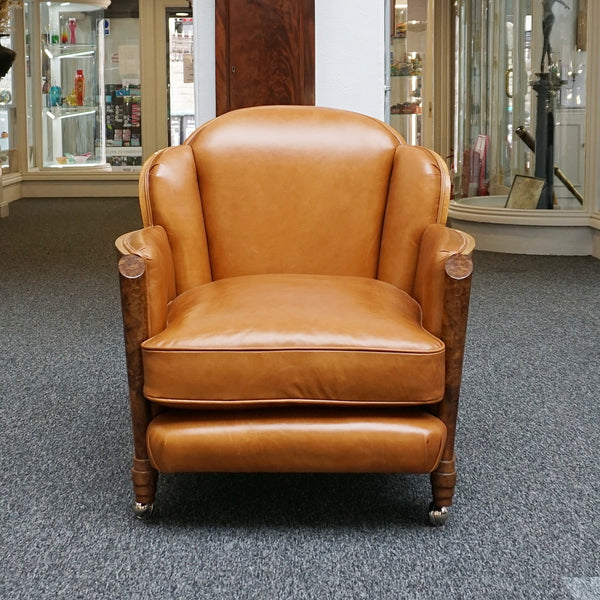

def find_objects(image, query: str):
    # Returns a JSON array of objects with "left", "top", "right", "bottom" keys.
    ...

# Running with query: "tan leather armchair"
[{"left": 116, "top": 106, "right": 474, "bottom": 525}]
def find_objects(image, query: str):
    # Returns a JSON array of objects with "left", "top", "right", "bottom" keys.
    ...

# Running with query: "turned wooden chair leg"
[
  {"left": 429, "top": 455, "right": 456, "bottom": 525},
  {"left": 132, "top": 458, "right": 157, "bottom": 519}
]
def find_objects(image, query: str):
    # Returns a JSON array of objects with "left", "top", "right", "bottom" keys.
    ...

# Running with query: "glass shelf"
[
  {"left": 43, "top": 43, "right": 96, "bottom": 60},
  {"left": 45, "top": 106, "right": 98, "bottom": 119}
]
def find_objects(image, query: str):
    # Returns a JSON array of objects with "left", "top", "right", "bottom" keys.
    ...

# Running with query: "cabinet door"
[
  {"left": 216, "top": 0, "right": 315, "bottom": 115},
  {"left": 554, "top": 108, "right": 585, "bottom": 206}
]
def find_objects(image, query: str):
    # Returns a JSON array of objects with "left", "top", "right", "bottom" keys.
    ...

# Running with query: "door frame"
[{"left": 140, "top": 0, "right": 192, "bottom": 157}]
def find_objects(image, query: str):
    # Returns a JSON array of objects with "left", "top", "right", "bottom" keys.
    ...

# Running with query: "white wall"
[
  {"left": 192, "top": 0, "right": 386, "bottom": 124},
  {"left": 314, "top": 0, "right": 386, "bottom": 119},
  {"left": 193, "top": 0, "right": 216, "bottom": 125}
]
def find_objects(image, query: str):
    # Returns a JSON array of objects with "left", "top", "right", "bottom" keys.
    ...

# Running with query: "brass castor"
[
  {"left": 132, "top": 501, "right": 155, "bottom": 520},
  {"left": 428, "top": 503, "right": 449, "bottom": 526}
]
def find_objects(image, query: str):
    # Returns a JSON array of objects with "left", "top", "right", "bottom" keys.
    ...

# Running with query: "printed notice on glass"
[
  {"left": 119, "top": 46, "right": 140, "bottom": 76},
  {"left": 183, "top": 54, "right": 194, "bottom": 84}
]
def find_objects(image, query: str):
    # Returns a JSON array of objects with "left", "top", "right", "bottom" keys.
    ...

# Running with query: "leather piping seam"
[
  {"left": 141, "top": 347, "right": 445, "bottom": 355},
  {"left": 376, "top": 144, "right": 402, "bottom": 278},
  {"left": 419, "top": 146, "right": 451, "bottom": 224},
  {"left": 144, "top": 397, "right": 446, "bottom": 406},
  {"left": 452, "top": 230, "right": 475, "bottom": 255},
  {"left": 141, "top": 148, "right": 169, "bottom": 227}
]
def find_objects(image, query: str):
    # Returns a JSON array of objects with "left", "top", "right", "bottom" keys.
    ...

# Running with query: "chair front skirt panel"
[{"left": 146, "top": 408, "right": 447, "bottom": 474}]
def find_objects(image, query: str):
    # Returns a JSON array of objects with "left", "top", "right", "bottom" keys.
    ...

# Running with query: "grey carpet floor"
[{"left": 1, "top": 198, "right": 599, "bottom": 599}]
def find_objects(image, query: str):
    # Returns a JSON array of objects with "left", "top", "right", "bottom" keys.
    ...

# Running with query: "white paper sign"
[
  {"left": 183, "top": 54, "right": 194, "bottom": 84},
  {"left": 119, "top": 45, "right": 140, "bottom": 76}
]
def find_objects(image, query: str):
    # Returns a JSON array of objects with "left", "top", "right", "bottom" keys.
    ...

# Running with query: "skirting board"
[
  {"left": 592, "top": 228, "right": 600, "bottom": 259},
  {"left": 448, "top": 218, "right": 595, "bottom": 256},
  {"left": 19, "top": 178, "right": 138, "bottom": 199}
]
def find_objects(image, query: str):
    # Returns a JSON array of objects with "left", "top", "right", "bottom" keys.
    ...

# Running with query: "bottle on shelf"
[
  {"left": 74, "top": 70, "right": 85, "bottom": 106},
  {"left": 60, "top": 18, "right": 68, "bottom": 44}
]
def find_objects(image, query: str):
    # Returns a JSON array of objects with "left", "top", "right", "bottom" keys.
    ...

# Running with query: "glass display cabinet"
[
  {"left": 29, "top": 0, "right": 110, "bottom": 169},
  {"left": 453, "top": 0, "right": 587, "bottom": 209},
  {"left": 389, "top": 0, "right": 428, "bottom": 145},
  {"left": 0, "top": 25, "right": 17, "bottom": 173}
]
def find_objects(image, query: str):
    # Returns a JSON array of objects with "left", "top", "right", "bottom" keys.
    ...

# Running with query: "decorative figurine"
[
  {"left": 541, "top": 0, "right": 570, "bottom": 72},
  {"left": 68, "top": 18, "right": 77, "bottom": 44}
]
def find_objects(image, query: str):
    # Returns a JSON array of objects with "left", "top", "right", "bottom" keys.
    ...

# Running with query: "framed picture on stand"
[{"left": 505, "top": 175, "right": 545, "bottom": 209}]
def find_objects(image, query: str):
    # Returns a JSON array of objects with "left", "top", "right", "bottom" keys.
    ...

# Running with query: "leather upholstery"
[
  {"left": 377, "top": 145, "right": 451, "bottom": 294},
  {"left": 413, "top": 224, "right": 476, "bottom": 337},
  {"left": 185, "top": 107, "right": 401, "bottom": 279},
  {"left": 139, "top": 106, "right": 451, "bottom": 293},
  {"left": 139, "top": 145, "right": 212, "bottom": 294}
]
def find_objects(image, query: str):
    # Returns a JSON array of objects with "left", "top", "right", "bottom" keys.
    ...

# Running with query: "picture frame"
[{"left": 505, "top": 175, "right": 546, "bottom": 209}]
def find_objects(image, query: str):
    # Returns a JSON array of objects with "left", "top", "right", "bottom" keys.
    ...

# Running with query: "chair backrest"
[{"left": 139, "top": 105, "right": 450, "bottom": 294}]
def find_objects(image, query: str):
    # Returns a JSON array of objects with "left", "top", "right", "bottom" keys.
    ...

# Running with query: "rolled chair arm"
[
  {"left": 116, "top": 226, "right": 177, "bottom": 338},
  {"left": 413, "top": 224, "right": 475, "bottom": 338}
]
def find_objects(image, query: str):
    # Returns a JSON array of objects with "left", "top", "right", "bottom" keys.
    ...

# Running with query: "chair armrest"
[
  {"left": 116, "top": 225, "right": 176, "bottom": 338},
  {"left": 116, "top": 226, "right": 175, "bottom": 505},
  {"left": 413, "top": 224, "right": 475, "bottom": 338},
  {"left": 415, "top": 225, "right": 474, "bottom": 509}
]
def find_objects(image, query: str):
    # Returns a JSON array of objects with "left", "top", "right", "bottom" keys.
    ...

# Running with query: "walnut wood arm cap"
[
  {"left": 445, "top": 253, "right": 473, "bottom": 281},
  {"left": 118, "top": 253, "right": 146, "bottom": 280}
]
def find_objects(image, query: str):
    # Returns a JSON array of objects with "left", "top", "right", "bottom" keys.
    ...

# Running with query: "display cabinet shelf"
[
  {"left": 45, "top": 106, "right": 98, "bottom": 119},
  {"left": 43, "top": 43, "right": 97, "bottom": 60}
]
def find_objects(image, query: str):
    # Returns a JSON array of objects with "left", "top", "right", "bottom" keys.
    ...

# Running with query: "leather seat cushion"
[{"left": 141, "top": 274, "right": 445, "bottom": 408}]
